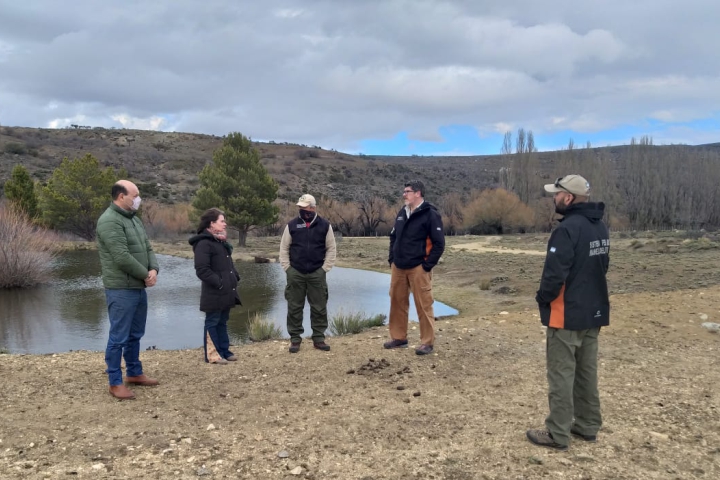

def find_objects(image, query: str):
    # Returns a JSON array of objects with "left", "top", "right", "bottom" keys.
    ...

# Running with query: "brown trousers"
[{"left": 389, "top": 264, "right": 435, "bottom": 346}]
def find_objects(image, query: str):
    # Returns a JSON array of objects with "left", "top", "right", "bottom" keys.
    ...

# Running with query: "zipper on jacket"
[{"left": 305, "top": 220, "right": 311, "bottom": 273}]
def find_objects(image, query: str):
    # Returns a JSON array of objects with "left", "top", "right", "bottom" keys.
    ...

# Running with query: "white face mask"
[{"left": 130, "top": 196, "right": 142, "bottom": 211}]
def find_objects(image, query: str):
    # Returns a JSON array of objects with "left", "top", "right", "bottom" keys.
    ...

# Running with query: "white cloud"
[
  {"left": 274, "top": 8, "right": 304, "bottom": 18},
  {"left": 111, "top": 114, "right": 167, "bottom": 131},
  {"left": 0, "top": 0, "right": 718, "bottom": 150},
  {"left": 48, "top": 115, "right": 87, "bottom": 129}
]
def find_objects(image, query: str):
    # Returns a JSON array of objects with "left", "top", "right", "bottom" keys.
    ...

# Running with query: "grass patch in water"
[
  {"left": 329, "top": 310, "right": 386, "bottom": 336},
  {"left": 247, "top": 314, "right": 284, "bottom": 342}
]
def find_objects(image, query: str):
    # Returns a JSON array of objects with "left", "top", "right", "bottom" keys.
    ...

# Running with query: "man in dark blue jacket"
[
  {"left": 384, "top": 180, "right": 445, "bottom": 355},
  {"left": 527, "top": 174, "right": 610, "bottom": 451}
]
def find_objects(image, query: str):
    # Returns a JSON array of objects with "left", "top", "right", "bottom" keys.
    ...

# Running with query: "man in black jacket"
[
  {"left": 279, "top": 194, "right": 337, "bottom": 353},
  {"left": 384, "top": 180, "right": 445, "bottom": 355},
  {"left": 527, "top": 174, "right": 610, "bottom": 451}
]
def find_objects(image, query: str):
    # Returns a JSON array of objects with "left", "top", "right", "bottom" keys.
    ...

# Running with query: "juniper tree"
[
  {"left": 4, "top": 164, "right": 38, "bottom": 219},
  {"left": 192, "top": 132, "right": 279, "bottom": 246},
  {"left": 38, "top": 154, "right": 122, "bottom": 240}
]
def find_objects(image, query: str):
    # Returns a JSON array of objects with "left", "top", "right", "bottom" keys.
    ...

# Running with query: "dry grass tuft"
[
  {"left": 247, "top": 313, "right": 284, "bottom": 342},
  {"left": 0, "top": 203, "right": 59, "bottom": 288}
]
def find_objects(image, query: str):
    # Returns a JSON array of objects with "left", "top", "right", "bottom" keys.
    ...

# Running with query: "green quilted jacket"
[{"left": 96, "top": 203, "right": 159, "bottom": 289}]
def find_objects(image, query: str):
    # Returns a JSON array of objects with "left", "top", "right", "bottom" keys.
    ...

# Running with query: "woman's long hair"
[{"left": 197, "top": 208, "right": 225, "bottom": 234}]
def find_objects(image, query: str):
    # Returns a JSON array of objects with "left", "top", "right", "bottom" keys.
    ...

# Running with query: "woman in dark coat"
[{"left": 189, "top": 208, "right": 241, "bottom": 364}]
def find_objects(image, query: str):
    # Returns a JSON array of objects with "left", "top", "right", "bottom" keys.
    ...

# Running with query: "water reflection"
[{"left": 0, "top": 250, "right": 458, "bottom": 354}]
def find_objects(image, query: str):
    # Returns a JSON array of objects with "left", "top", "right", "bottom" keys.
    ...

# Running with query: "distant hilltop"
[{"left": 1, "top": 125, "right": 718, "bottom": 209}]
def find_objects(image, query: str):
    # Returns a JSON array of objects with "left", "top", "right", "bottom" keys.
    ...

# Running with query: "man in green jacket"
[{"left": 97, "top": 180, "right": 160, "bottom": 400}]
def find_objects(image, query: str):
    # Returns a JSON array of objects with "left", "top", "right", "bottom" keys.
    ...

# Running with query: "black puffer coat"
[{"left": 189, "top": 231, "right": 241, "bottom": 312}]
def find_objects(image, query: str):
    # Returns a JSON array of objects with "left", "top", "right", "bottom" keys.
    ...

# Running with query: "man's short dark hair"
[
  {"left": 404, "top": 180, "right": 425, "bottom": 197},
  {"left": 111, "top": 183, "right": 128, "bottom": 200}
]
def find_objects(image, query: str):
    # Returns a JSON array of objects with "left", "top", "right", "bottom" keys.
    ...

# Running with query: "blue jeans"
[
  {"left": 105, "top": 289, "right": 148, "bottom": 386},
  {"left": 204, "top": 310, "right": 233, "bottom": 362}
]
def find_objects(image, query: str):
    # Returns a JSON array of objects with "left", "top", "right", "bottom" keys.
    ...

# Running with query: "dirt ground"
[{"left": 2, "top": 232, "right": 720, "bottom": 479}]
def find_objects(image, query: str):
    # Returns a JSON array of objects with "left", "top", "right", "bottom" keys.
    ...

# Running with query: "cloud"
[{"left": 0, "top": 0, "right": 718, "bottom": 152}]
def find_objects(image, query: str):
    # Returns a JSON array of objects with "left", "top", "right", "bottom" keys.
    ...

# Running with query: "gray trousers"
[{"left": 545, "top": 327, "right": 602, "bottom": 445}]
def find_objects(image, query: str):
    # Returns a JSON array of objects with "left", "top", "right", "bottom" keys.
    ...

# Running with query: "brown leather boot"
[
  {"left": 109, "top": 384, "right": 135, "bottom": 400},
  {"left": 125, "top": 374, "right": 159, "bottom": 386}
]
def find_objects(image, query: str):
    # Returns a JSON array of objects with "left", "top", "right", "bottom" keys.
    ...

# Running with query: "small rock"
[
  {"left": 278, "top": 450, "right": 289, "bottom": 458},
  {"left": 558, "top": 458, "right": 573, "bottom": 466},
  {"left": 701, "top": 322, "right": 720, "bottom": 333},
  {"left": 197, "top": 466, "right": 210, "bottom": 476},
  {"left": 529, "top": 455, "right": 544, "bottom": 465},
  {"left": 699, "top": 313, "right": 709, "bottom": 321},
  {"left": 187, "top": 456, "right": 196, "bottom": 463},
  {"left": 499, "top": 311, "right": 509, "bottom": 315},
  {"left": 413, "top": 392, "right": 421, "bottom": 397},
  {"left": 396, "top": 386, "right": 405, "bottom": 391},
  {"left": 91, "top": 463, "right": 105, "bottom": 471},
  {"left": 574, "top": 454, "right": 594, "bottom": 463},
  {"left": 650, "top": 431, "right": 670, "bottom": 441},
  {"left": 181, "top": 438, "right": 192, "bottom": 444},
  {"left": 290, "top": 466, "right": 303, "bottom": 475},
  {"left": 403, "top": 398, "right": 411, "bottom": 403},
  {"left": 346, "top": 369, "right": 355, "bottom": 374},
  {"left": 206, "top": 424, "right": 216, "bottom": 431}
]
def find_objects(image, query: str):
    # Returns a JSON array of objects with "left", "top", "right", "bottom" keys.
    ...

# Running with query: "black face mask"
[{"left": 299, "top": 209, "right": 315, "bottom": 222}]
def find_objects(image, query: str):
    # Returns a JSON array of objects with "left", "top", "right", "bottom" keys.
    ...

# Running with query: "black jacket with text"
[
  {"left": 536, "top": 202, "right": 610, "bottom": 330},
  {"left": 388, "top": 202, "right": 445, "bottom": 271}
]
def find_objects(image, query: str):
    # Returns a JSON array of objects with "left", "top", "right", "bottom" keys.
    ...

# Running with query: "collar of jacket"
[
  {"left": 297, "top": 215, "right": 318, "bottom": 226},
  {"left": 109, "top": 202, "right": 136, "bottom": 218},
  {"left": 404, "top": 200, "right": 425, "bottom": 218},
  {"left": 560, "top": 202, "right": 606, "bottom": 221}
]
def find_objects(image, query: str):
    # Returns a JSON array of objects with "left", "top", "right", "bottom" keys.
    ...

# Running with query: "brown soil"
[{"left": 2, "top": 233, "right": 720, "bottom": 479}]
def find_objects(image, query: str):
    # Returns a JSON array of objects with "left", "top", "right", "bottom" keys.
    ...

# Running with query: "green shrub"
[
  {"left": 329, "top": 310, "right": 386, "bottom": 336},
  {"left": 247, "top": 314, "right": 283, "bottom": 341},
  {"left": 4, "top": 142, "right": 27, "bottom": 155}
]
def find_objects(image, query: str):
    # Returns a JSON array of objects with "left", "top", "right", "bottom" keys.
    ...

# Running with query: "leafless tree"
[
  {"left": 438, "top": 192, "right": 465, "bottom": 234},
  {"left": 462, "top": 188, "right": 534, "bottom": 234},
  {"left": 501, "top": 131, "right": 513, "bottom": 155},
  {"left": 356, "top": 193, "right": 388, "bottom": 235},
  {"left": 324, "top": 198, "right": 359, "bottom": 236}
]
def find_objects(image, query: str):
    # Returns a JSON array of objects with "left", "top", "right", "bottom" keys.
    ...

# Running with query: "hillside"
[
  {"left": 0, "top": 125, "right": 718, "bottom": 205},
  {"left": 0, "top": 126, "right": 501, "bottom": 204}
]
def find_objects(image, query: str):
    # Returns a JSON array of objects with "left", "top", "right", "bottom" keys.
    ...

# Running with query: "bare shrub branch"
[{"left": 0, "top": 203, "right": 59, "bottom": 288}]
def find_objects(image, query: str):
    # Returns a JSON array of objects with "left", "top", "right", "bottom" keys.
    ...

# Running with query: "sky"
[{"left": 0, "top": 1, "right": 718, "bottom": 156}]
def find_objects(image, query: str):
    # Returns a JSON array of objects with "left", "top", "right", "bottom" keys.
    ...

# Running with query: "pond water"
[{"left": 0, "top": 250, "right": 458, "bottom": 354}]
